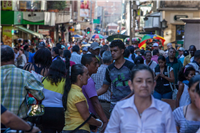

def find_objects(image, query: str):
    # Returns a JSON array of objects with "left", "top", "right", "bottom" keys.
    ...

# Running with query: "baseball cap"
[
  {"left": 153, "top": 43, "right": 159, "bottom": 47},
  {"left": 82, "top": 47, "right": 88, "bottom": 51},
  {"left": 37, "top": 42, "right": 46, "bottom": 49},
  {"left": 90, "top": 42, "right": 100, "bottom": 50},
  {"left": 178, "top": 47, "right": 185, "bottom": 51}
]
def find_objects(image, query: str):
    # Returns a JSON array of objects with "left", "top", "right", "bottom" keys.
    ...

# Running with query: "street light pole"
[
  {"left": 132, "top": 0, "right": 136, "bottom": 38},
  {"left": 129, "top": 0, "right": 132, "bottom": 45}
]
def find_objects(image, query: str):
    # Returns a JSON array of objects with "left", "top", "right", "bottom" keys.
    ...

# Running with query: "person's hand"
[
  {"left": 160, "top": 74, "right": 166, "bottom": 78},
  {"left": 25, "top": 126, "right": 40, "bottom": 133},
  {"left": 100, "top": 122, "right": 108, "bottom": 133}
]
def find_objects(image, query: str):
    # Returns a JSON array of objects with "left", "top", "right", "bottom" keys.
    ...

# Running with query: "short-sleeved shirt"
[
  {"left": 173, "top": 106, "right": 200, "bottom": 133},
  {"left": 63, "top": 84, "right": 90, "bottom": 132},
  {"left": 82, "top": 77, "right": 98, "bottom": 115},
  {"left": 104, "top": 60, "right": 134, "bottom": 103},
  {"left": 1, "top": 105, "right": 7, "bottom": 114},
  {"left": 24, "top": 51, "right": 29, "bottom": 58}
]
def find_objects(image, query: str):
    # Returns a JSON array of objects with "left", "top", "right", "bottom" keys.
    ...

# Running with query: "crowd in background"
[{"left": 1, "top": 38, "right": 200, "bottom": 133}]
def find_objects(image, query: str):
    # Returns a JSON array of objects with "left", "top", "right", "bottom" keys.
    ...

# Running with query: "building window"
[{"left": 176, "top": 25, "right": 184, "bottom": 40}]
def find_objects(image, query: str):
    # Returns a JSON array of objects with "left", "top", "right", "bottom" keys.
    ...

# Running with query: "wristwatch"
[{"left": 26, "top": 121, "right": 33, "bottom": 132}]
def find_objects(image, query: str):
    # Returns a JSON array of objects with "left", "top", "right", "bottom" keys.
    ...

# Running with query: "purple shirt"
[
  {"left": 151, "top": 55, "right": 159, "bottom": 64},
  {"left": 105, "top": 95, "right": 177, "bottom": 133},
  {"left": 82, "top": 77, "right": 98, "bottom": 115}
]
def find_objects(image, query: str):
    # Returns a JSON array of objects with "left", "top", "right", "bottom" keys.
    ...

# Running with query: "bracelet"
[
  {"left": 26, "top": 122, "right": 33, "bottom": 132},
  {"left": 96, "top": 119, "right": 103, "bottom": 129}
]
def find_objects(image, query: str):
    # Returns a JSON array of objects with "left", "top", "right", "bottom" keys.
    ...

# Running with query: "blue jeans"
[{"left": 153, "top": 91, "right": 172, "bottom": 100}]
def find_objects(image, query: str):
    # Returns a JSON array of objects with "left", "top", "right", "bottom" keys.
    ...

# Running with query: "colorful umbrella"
[
  {"left": 106, "top": 34, "right": 129, "bottom": 42},
  {"left": 73, "top": 34, "right": 83, "bottom": 38},
  {"left": 138, "top": 34, "right": 165, "bottom": 50},
  {"left": 91, "top": 34, "right": 104, "bottom": 39}
]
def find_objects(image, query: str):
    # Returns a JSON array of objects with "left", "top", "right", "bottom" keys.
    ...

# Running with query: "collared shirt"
[
  {"left": 166, "top": 57, "right": 183, "bottom": 84},
  {"left": 91, "top": 64, "right": 111, "bottom": 102},
  {"left": 1, "top": 65, "right": 44, "bottom": 118},
  {"left": 70, "top": 52, "right": 82, "bottom": 64},
  {"left": 144, "top": 60, "right": 157, "bottom": 71},
  {"left": 105, "top": 95, "right": 177, "bottom": 133}
]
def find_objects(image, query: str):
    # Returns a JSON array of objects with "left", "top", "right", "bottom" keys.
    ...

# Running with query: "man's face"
[
  {"left": 168, "top": 49, "right": 176, "bottom": 59},
  {"left": 145, "top": 53, "right": 152, "bottom": 62},
  {"left": 14, "top": 49, "right": 18, "bottom": 54},
  {"left": 110, "top": 46, "right": 124, "bottom": 60},
  {"left": 153, "top": 46, "right": 159, "bottom": 50},
  {"left": 87, "top": 57, "right": 99, "bottom": 75},
  {"left": 167, "top": 45, "right": 172, "bottom": 49},
  {"left": 83, "top": 51, "right": 87, "bottom": 55},
  {"left": 189, "top": 47, "right": 196, "bottom": 57},
  {"left": 91, "top": 48, "right": 100, "bottom": 56},
  {"left": 178, "top": 50, "right": 183, "bottom": 56}
]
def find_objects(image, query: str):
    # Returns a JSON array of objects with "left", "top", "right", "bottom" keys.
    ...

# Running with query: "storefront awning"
[{"left": 15, "top": 26, "right": 44, "bottom": 39}]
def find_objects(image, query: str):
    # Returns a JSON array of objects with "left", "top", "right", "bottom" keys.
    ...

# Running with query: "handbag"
[{"left": 167, "top": 66, "right": 178, "bottom": 100}]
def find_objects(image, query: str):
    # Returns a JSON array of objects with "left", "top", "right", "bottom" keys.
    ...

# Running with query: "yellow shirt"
[
  {"left": 183, "top": 54, "right": 191, "bottom": 66},
  {"left": 63, "top": 84, "right": 90, "bottom": 132}
]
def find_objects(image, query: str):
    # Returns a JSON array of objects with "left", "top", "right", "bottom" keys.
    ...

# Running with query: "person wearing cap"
[
  {"left": 81, "top": 47, "right": 88, "bottom": 55},
  {"left": 178, "top": 47, "right": 185, "bottom": 64},
  {"left": 90, "top": 42, "right": 100, "bottom": 56},
  {"left": 152, "top": 43, "right": 165, "bottom": 56}
]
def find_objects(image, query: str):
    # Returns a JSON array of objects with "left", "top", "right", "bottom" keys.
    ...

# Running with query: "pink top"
[
  {"left": 152, "top": 55, "right": 159, "bottom": 64},
  {"left": 70, "top": 61, "right": 75, "bottom": 67},
  {"left": 105, "top": 95, "right": 177, "bottom": 133}
]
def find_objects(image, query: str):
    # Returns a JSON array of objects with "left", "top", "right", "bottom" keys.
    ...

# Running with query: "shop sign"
[
  {"left": 2, "top": 1, "right": 12, "bottom": 10},
  {"left": 2, "top": 26, "right": 13, "bottom": 47},
  {"left": 174, "top": 15, "right": 188, "bottom": 21},
  {"left": 23, "top": 12, "right": 44, "bottom": 25},
  {"left": 162, "top": 1, "right": 200, "bottom": 8},
  {"left": 38, "top": 29, "right": 49, "bottom": 35},
  {"left": 1, "top": 11, "right": 22, "bottom": 25},
  {"left": 19, "top": 1, "right": 41, "bottom": 11},
  {"left": 80, "top": 9, "right": 89, "bottom": 17}
]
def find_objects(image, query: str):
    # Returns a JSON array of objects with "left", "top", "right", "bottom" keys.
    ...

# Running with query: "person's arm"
[
  {"left": 97, "top": 84, "right": 109, "bottom": 96},
  {"left": 75, "top": 101, "right": 102, "bottom": 127},
  {"left": 90, "top": 96, "right": 108, "bottom": 132},
  {"left": 160, "top": 70, "right": 175, "bottom": 83},
  {"left": 164, "top": 106, "right": 177, "bottom": 133},
  {"left": 176, "top": 126, "right": 180, "bottom": 133},
  {"left": 176, "top": 82, "right": 184, "bottom": 107},
  {"left": 1, "top": 110, "right": 40, "bottom": 133},
  {"left": 155, "top": 74, "right": 160, "bottom": 80},
  {"left": 104, "top": 103, "right": 121, "bottom": 133}
]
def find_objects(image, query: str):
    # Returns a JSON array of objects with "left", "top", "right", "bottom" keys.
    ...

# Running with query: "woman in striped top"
[{"left": 173, "top": 75, "right": 200, "bottom": 133}]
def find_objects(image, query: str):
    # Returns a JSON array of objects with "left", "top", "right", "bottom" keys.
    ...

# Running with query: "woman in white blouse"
[{"left": 105, "top": 64, "right": 177, "bottom": 133}]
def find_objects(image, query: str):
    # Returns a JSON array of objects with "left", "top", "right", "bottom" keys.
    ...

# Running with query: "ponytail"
[{"left": 62, "top": 64, "right": 85, "bottom": 111}]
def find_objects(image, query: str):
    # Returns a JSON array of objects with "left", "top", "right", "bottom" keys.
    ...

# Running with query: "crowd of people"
[{"left": 1, "top": 38, "right": 200, "bottom": 133}]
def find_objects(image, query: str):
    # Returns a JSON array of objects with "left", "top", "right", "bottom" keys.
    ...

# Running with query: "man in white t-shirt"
[{"left": 144, "top": 50, "right": 157, "bottom": 70}]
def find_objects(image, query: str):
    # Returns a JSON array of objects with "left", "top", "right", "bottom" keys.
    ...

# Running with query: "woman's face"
[
  {"left": 194, "top": 92, "right": 200, "bottom": 110},
  {"left": 186, "top": 70, "right": 195, "bottom": 81},
  {"left": 129, "top": 70, "right": 156, "bottom": 98},
  {"left": 19, "top": 49, "right": 23, "bottom": 54},
  {"left": 188, "top": 82, "right": 199, "bottom": 103},
  {"left": 158, "top": 59, "right": 165, "bottom": 68},
  {"left": 80, "top": 67, "right": 90, "bottom": 85}
]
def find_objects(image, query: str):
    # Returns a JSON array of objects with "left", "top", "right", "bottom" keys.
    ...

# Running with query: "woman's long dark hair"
[
  {"left": 178, "top": 66, "right": 195, "bottom": 82},
  {"left": 62, "top": 64, "right": 85, "bottom": 111},
  {"left": 46, "top": 59, "right": 66, "bottom": 86},
  {"left": 63, "top": 50, "right": 71, "bottom": 75},
  {"left": 34, "top": 48, "right": 52, "bottom": 68}
]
